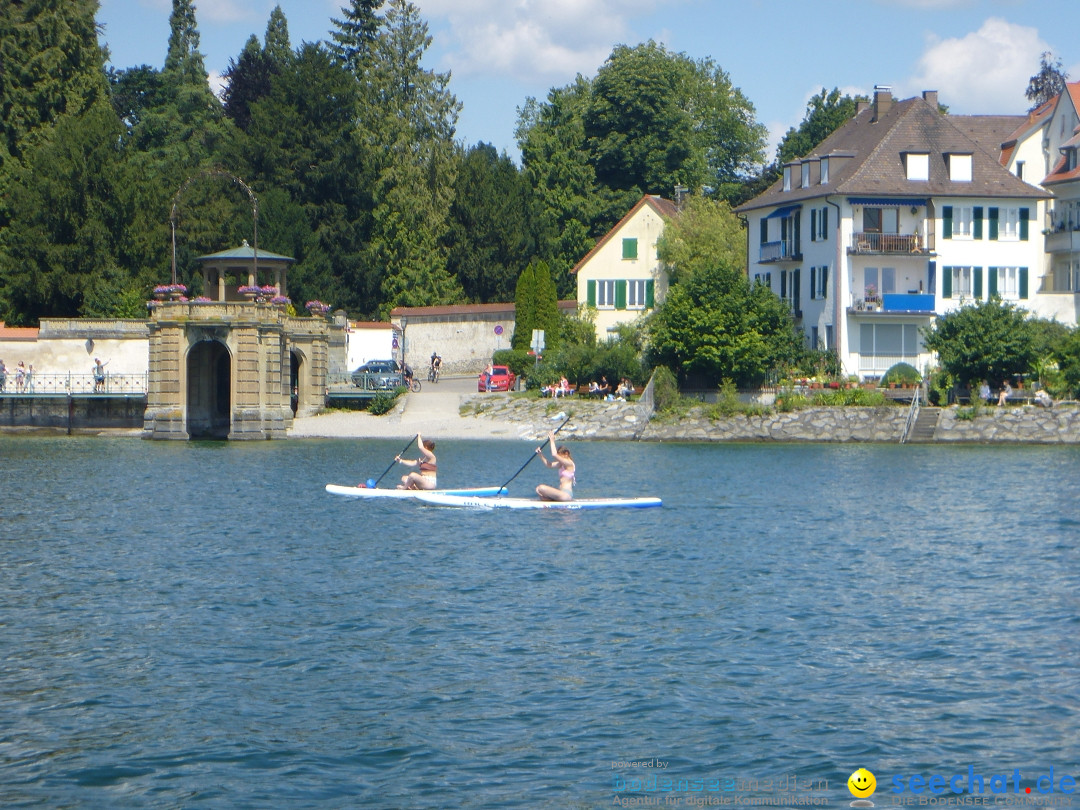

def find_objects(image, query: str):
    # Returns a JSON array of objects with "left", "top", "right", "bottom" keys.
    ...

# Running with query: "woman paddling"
[
  {"left": 535, "top": 430, "right": 575, "bottom": 501},
  {"left": 396, "top": 433, "right": 438, "bottom": 490}
]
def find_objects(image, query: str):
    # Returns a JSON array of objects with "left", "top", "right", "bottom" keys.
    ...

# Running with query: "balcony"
[
  {"left": 758, "top": 240, "right": 801, "bottom": 263},
  {"left": 849, "top": 232, "right": 924, "bottom": 254},
  {"left": 850, "top": 293, "right": 936, "bottom": 315}
]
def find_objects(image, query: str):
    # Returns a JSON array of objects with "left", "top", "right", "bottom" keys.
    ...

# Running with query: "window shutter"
[
  {"left": 1019, "top": 267, "right": 1028, "bottom": 299},
  {"left": 615, "top": 279, "right": 627, "bottom": 309},
  {"left": 988, "top": 207, "right": 999, "bottom": 240},
  {"left": 794, "top": 211, "right": 801, "bottom": 251},
  {"left": 1020, "top": 208, "right": 1029, "bottom": 240},
  {"left": 822, "top": 207, "right": 828, "bottom": 233},
  {"left": 645, "top": 280, "right": 655, "bottom": 308},
  {"left": 793, "top": 268, "right": 801, "bottom": 312},
  {"left": 974, "top": 267, "right": 983, "bottom": 298},
  {"left": 780, "top": 270, "right": 787, "bottom": 298},
  {"left": 622, "top": 238, "right": 638, "bottom": 260},
  {"left": 811, "top": 210, "right": 817, "bottom": 241},
  {"left": 810, "top": 267, "right": 817, "bottom": 299},
  {"left": 973, "top": 207, "right": 983, "bottom": 240},
  {"left": 760, "top": 219, "right": 767, "bottom": 245},
  {"left": 988, "top": 268, "right": 998, "bottom": 297},
  {"left": 943, "top": 266, "right": 952, "bottom": 299},
  {"left": 587, "top": 280, "right": 596, "bottom": 308},
  {"left": 822, "top": 267, "right": 828, "bottom": 297},
  {"left": 942, "top": 206, "right": 953, "bottom": 239}
]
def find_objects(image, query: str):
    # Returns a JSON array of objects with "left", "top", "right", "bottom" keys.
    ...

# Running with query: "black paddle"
[
  {"left": 369, "top": 435, "right": 417, "bottom": 488},
  {"left": 499, "top": 413, "right": 572, "bottom": 493}
]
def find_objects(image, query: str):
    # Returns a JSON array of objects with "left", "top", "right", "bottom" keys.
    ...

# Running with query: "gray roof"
[
  {"left": 737, "top": 94, "right": 1048, "bottom": 213},
  {"left": 195, "top": 241, "right": 295, "bottom": 263}
]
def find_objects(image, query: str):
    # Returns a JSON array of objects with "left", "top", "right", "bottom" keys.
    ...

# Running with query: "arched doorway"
[
  {"left": 290, "top": 350, "right": 302, "bottom": 417},
  {"left": 187, "top": 341, "right": 232, "bottom": 439}
]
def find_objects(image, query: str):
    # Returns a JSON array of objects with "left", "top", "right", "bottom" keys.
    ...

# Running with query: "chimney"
[
  {"left": 922, "top": 90, "right": 939, "bottom": 110},
  {"left": 856, "top": 99, "right": 870, "bottom": 115},
  {"left": 872, "top": 85, "right": 893, "bottom": 122}
]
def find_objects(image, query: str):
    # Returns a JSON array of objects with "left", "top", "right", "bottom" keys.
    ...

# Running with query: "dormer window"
[
  {"left": 1067, "top": 149, "right": 1078, "bottom": 172},
  {"left": 905, "top": 152, "right": 929, "bottom": 181},
  {"left": 949, "top": 153, "right": 973, "bottom": 182},
  {"left": 820, "top": 157, "right": 829, "bottom": 185},
  {"left": 783, "top": 166, "right": 792, "bottom": 191},
  {"left": 801, "top": 163, "right": 810, "bottom": 188}
]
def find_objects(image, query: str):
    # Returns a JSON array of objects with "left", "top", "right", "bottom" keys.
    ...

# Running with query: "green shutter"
[
  {"left": 823, "top": 207, "right": 828, "bottom": 233},
  {"left": 1020, "top": 208, "right": 1029, "bottom": 240},
  {"left": 615, "top": 279, "right": 627, "bottom": 309},
  {"left": 622, "top": 238, "right": 638, "bottom": 259},
  {"left": 645, "top": 279, "right": 655, "bottom": 308},
  {"left": 988, "top": 268, "right": 998, "bottom": 297},
  {"left": 973, "top": 207, "right": 983, "bottom": 240},
  {"left": 587, "top": 279, "right": 596, "bottom": 307},
  {"left": 988, "top": 207, "right": 999, "bottom": 240},
  {"left": 810, "top": 267, "right": 817, "bottom": 299},
  {"left": 760, "top": 218, "right": 767, "bottom": 245},
  {"left": 974, "top": 267, "right": 983, "bottom": 298},
  {"left": 810, "top": 209, "right": 817, "bottom": 241},
  {"left": 794, "top": 211, "right": 801, "bottom": 253},
  {"left": 822, "top": 267, "right": 828, "bottom": 297},
  {"left": 943, "top": 266, "right": 953, "bottom": 299},
  {"left": 943, "top": 206, "right": 953, "bottom": 239},
  {"left": 1020, "top": 267, "right": 1029, "bottom": 299}
]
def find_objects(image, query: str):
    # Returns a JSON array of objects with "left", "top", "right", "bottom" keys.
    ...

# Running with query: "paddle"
[
  {"left": 368, "top": 435, "right": 417, "bottom": 488},
  {"left": 498, "top": 413, "right": 572, "bottom": 493}
]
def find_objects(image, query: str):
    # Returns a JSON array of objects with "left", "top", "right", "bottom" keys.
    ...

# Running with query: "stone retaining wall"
[{"left": 463, "top": 395, "right": 1080, "bottom": 444}]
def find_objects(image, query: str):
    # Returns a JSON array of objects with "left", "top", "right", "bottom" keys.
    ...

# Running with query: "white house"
[
  {"left": 736, "top": 86, "right": 1053, "bottom": 380},
  {"left": 571, "top": 194, "right": 678, "bottom": 342}
]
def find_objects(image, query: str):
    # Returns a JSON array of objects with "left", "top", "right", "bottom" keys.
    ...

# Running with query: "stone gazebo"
[{"left": 143, "top": 242, "right": 345, "bottom": 440}]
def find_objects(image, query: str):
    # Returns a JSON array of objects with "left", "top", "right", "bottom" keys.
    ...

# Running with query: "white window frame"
[
  {"left": 801, "top": 163, "right": 810, "bottom": 188},
  {"left": 952, "top": 266, "right": 973, "bottom": 297},
  {"left": 999, "top": 207, "right": 1020, "bottom": 241},
  {"left": 596, "top": 279, "right": 616, "bottom": 309},
  {"left": 995, "top": 267, "right": 1019, "bottom": 297},
  {"left": 626, "top": 279, "right": 648, "bottom": 310},
  {"left": 1052, "top": 260, "right": 1080, "bottom": 293},
  {"left": 813, "top": 265, "right": 828, "bottom": 299},
  {"left": 815, "top": 207, "right": 828, "bottom": 240},
  {"left": 820, "top": 158, "right": 829, "bottom": 185},
  {"left": 907, "top": 153, "right": 929, "bottom": 181},
  {"left": 783, "top": 166, "right": 791, "bottom": 191},
  {"left": 949, "top": 153, "right": 972, "bottom": 182},
  {"left": 953, "top": 206, "right": 973, "bottom": 239}
]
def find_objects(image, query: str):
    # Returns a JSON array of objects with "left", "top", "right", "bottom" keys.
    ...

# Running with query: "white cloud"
[
  {"left": 414, "top": 0, "right": 671, "bottom": 82},
  {"left": 194, "top": 0, "right": 252, "bottom": 25},
  {"left": 903, "top": 18, "right": 1049, "bottom": 113}
]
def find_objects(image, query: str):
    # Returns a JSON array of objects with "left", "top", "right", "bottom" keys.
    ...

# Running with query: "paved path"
[{"left": 288, "top": 375, "right": 531, "bottom": 440}]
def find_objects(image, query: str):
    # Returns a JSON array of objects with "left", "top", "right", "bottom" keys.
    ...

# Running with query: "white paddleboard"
[
  {"left": 413, "top": 492, "right": 662, "bottom": 510},
  {"left": 326, "top": 484, "right": 508, "bottom": 499}
]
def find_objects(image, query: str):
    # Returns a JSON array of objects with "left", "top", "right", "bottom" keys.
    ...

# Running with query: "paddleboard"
[
  {"left": 413, "top": 492, "right": 662, "bottom": 510},
  {"left": 325, "top": 484, "right": 508, "bottom": 499}
]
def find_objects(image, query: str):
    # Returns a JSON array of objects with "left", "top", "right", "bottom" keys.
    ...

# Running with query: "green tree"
[
  {"left": 108, "top": 64, "right": 164, "bottom": 141},
  {"left": 1026, "top": 51, "right": 1068, "bottom": 111},
  {"left": 656, "top": 194, "right": 744, "bottom": 285},
  {"left": 330, "top": 0, "right": 384, "bottom": 77},
  {"left": 511, "top": 263, "right": 537, "bottom": 350},
  {"left": 776, "top": 88, "right": 859, "bottom": 166},
  {"left": 532, "top": 259, "right": 561, "bottom": 352},
  {"left": 648, "top": 262, "right": 802, "bottom": 386},
  {"left": 922, "top": 299, "right": 1038, "bottom": 387},
  {"left": 445, "top": 142, "right": 538, "bottom": 303},
  {"left": 0, "top": 0, "right": 108, "bottom": 170},
  {"left": 263, "top": 5, "right": 293, "bottom": 66},
  {"left": 222, "top": 35, "right": 274, "bottom": 131}
]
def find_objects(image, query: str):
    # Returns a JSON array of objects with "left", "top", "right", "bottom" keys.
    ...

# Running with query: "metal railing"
[
  {"left": 851, "top": 232, "right": 922, "bottom": 253},
  {"left": 900, "top": 386, "right": 922, "bottom": 444},
  {"left": 0, "top": 372, "right": 148, "bottom": 395}
]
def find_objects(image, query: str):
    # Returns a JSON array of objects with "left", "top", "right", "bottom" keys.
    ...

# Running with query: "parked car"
[
  {"left": 478, "top": 364, "right": 517, "bottom": 392},
  {"left": 352, "top": 359, "right": 402, "bottom": 390}
]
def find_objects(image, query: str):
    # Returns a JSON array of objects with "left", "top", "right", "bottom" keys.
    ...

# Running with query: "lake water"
[{"left": 2, "top": 437, "right": 1078, "bottom": 809}]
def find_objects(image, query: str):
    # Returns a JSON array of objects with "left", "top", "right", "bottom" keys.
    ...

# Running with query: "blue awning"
[
  {"left": 848, "top": 197, "right": 928, "bottom": 207},
  {"left": 765, "top": 204, "right": 800, "bottom": 219}
]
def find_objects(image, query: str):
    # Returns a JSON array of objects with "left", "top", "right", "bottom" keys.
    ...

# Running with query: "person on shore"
[
  {"left": 997, "top": 380, "right": 1012, "bottom": 406},
  {"left": 15, "top": 361, "right": 25, "bottom": 393},
  {"left": 535, "top": 430, "right": 575, "bottom": 501},
  {"left": 0, "top": 359, "right": 6, "bottom": 393},
  {"left": 396, "top": 433, "right": 438, "bottom": 490},
  {"left": 25, "top": 363, "right": 34, "bottom": 393},
  {"left": 483, "top": 361, "right": 494, "bottom": 392},
  {"left": 93, "top": 358, "right": 109, "bottom": 393},
  {"left": 978, "top": 380, "right": 991, "bottom": 404},
  {"left": 616, "top": 378, "right": 634, "bottom": 400},
  {"left": 1034, "top": 388, "right": 1053, "bottom": 408}
]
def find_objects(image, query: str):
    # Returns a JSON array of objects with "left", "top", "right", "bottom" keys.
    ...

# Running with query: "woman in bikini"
[
  {"left": 396, "top": 433, "right": 438, "bottom": 490},
  {"left": 535, "top": 430, "right": 575, "bottom": 501}
]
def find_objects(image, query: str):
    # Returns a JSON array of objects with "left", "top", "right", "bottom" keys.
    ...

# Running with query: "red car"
[{"left": 478, "top": 365, "right": 517, "bottom": 392}]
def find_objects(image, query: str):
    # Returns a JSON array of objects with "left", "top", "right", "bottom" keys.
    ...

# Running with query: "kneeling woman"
[
  {"left": 397, "top": 433, "right": 438, "bottom": 490},
  {"left": 535, "top": 430, "right": 575, "bottom": 501}
]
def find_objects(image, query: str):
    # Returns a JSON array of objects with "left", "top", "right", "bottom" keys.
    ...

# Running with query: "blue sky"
[{"left": 96, "top": 0, "right": 1080, "bottom": 166}]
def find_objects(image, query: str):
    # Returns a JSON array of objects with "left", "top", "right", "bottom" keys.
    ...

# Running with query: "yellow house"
[{"left": 572, "top": 194, "right": 678, "bottom": 341}]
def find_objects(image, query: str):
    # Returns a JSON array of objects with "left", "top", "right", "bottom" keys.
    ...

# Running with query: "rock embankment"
[{"left": 460, "top": 394, "right": 652, "bottom": 440}]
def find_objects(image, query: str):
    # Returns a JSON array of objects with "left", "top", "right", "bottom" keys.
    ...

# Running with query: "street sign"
[
  {"left": 531, "top": 329, "right": 545, "bottom": 353},
  {"left": 494, "top": 324, "right": 503, "bottom": 335}
]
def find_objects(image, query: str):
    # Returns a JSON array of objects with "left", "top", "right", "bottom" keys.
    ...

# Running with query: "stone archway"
[{"left": 187, "top": 340, "right": 232, "bottom": 439}]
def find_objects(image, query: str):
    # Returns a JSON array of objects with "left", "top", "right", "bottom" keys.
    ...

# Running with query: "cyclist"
[{"left": 429, "top": 352, "right": 441, "bottom": 383}]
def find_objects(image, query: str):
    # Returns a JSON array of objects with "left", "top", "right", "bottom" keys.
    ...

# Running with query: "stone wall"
[{"left": 933, "top": 405, "right": 1080, "bottom": 443}]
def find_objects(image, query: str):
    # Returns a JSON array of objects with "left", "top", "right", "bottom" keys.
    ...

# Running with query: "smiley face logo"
[{"left": 848, "top": 768, "right": 876, "bottom": 798}]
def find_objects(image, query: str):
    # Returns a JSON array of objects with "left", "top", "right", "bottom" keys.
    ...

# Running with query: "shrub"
[
  {"left": 775, "top": 389, "right": 808, "bottom": 412},
  {"left": 492, "top": 349, "right": 534, "bottom": 380},
  {"left": 881, "top": 362, "right": 922, "bottom": 386},
  {"left": 651, "top": 365, "right": 681, "bottom": 413},
  {"left": 367, "top": 390, "right": 400, "bottom": 415}
]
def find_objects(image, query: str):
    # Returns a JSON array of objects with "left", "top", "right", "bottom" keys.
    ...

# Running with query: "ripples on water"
[{"left": 1, "top": 437, "right": 1078, "bottom": 808}]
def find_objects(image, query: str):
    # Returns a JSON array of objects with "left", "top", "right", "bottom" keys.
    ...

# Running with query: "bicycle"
[{"left": 428, "top": 363, "right": 440, "bottom": 383}]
